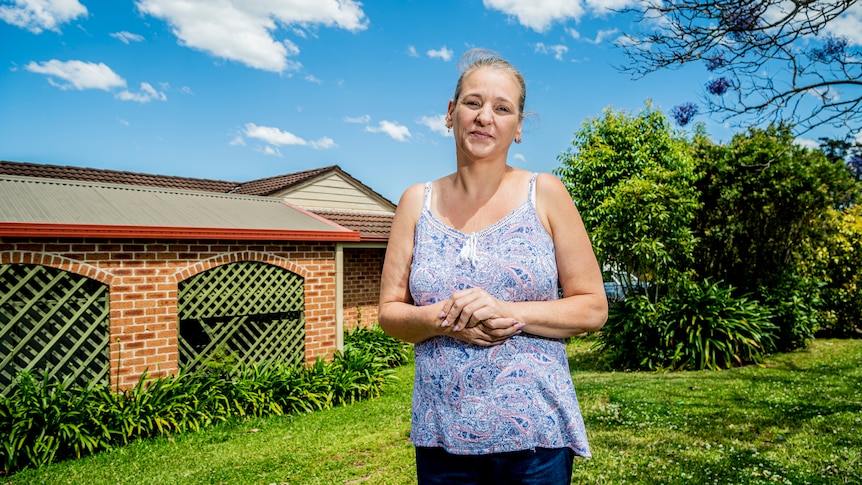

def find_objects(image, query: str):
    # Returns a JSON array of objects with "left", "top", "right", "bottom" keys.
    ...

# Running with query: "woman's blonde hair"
[{"left": 452, "top": 48, "right": 526, "bottom": 119}]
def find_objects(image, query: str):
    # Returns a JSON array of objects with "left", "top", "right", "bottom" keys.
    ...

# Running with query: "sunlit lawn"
[{"left": 6, "top": 339, "right": 861, "bottom": 484}]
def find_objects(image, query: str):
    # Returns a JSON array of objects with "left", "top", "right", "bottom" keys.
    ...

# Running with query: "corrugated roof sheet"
[
  {"left": 0, "top": 175, "right": 359, "bottom": 241},
  {"left": 0, "top": 160, "right": 393, "bottom": 241}
]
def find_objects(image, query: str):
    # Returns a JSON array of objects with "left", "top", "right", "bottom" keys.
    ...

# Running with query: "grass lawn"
[{"left": 5, "top": 339, "right": 861, "bottom": 485}]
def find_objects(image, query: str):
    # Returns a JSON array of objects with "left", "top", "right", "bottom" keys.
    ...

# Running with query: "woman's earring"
[{"left": 514, "top": 136, "right": 522, "bottom": 144}]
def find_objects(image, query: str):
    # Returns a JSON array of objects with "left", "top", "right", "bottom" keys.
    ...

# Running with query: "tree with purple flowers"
[
  {"left": 671, "top": 102, "right": 699, "bottom": 126},
  {"left": 618, "top": 0, "right": 862, "bottom": 138}
]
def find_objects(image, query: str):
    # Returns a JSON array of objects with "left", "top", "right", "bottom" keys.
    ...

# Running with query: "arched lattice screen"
[
  {"left": 0, "top": 264, "right": 110, "bottom": 396},
  {"left": 177, "top": 261, "right": 305, "bottom": 371}
]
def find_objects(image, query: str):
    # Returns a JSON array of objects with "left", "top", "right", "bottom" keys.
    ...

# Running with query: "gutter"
[{"left": 0, "top": 222, "right": 361, "bottom": 241}]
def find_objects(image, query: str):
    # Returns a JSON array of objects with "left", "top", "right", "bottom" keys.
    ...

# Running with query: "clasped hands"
[{"left": 436, "top": 287, "right": 525, "bottom": 346}]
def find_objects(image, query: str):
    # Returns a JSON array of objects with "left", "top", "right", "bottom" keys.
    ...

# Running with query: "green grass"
[{"left": 6, "top": 339, "right": 861, "bottom": 484}]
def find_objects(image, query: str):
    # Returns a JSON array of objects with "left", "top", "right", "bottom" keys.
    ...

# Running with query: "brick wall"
[
  {"left": 342, "top": 247, "right": 385, "bottom": 329},
  {"left": 0, "top": 237, "right": 338, "bottom": 389}
]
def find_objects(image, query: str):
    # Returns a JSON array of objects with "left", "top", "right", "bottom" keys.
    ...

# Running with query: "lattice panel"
[
  {"left": 0, "top": 264, "right": 110, "bottom": 396},
  {"left": 178, "top": 262, "right": 305, "bottom": 371}
]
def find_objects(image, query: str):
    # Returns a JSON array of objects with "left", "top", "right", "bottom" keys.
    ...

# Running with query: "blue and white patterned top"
[{"left": 408, "top": 173, "right": 591, "bottom": 457}]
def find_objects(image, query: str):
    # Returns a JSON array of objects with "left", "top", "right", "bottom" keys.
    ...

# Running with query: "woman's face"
[{"left": 447, "top": 66, "right": 523, "bottom": 162}]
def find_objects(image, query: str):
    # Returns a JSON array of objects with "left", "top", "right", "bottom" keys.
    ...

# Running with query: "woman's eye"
[{"left": 496, "top": 106, "right": 511, "bottom": 113}]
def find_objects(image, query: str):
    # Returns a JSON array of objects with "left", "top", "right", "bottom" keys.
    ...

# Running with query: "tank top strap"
[
  {"left": 423, "top": 181, "right": 433, "bottom": 210},
  {"left": 529, "top": 172, "right": 538, "bottom": 207}
]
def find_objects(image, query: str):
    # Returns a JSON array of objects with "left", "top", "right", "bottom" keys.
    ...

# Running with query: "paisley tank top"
[{"left": 408, "top": 173, "right": 591, "bottom": 457}]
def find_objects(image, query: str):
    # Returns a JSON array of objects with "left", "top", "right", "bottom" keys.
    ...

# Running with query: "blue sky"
[{"left": 1, "top": 0, "right": 855, "bottom": 203}]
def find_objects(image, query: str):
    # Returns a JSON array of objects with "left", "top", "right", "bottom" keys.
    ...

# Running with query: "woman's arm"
[
  {"left": 377, "top": 184, "right": 447, "bottom": 344},
  {"left": 439, "top": 173, "right": 608, "bottom": 339}
]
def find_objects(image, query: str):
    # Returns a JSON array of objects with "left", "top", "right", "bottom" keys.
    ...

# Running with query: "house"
[{"left": 0, "top": 161, "right": 393, "bottom": 392}]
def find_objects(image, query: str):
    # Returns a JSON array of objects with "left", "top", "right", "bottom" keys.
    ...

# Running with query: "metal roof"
[
  {"left": 0, "top": 161, "right": 395, "bottom": 242},
  {"left": 0, "top": 175, "right": 359, "bottom": 241}
]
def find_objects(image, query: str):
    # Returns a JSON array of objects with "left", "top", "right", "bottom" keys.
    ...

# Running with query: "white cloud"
[
  {"left": 565, "top": 27, "right": 580, "bottom": 39},
  {"left": 111, "top": 31, "right": 144, "bottom": 44},
  {"left": 512, "top": 153, "right": 526, "bottom": 162},
  {"left": 261, "top": 145, "right": 282, "bottom": 157},
  {"left": 343, "top": 114, "right": 371, "bottom": 124},
  {"left": 310, "top": 137, "right": 336, "bottom": 149},
  {"left": 0, "top": 0, "right": 87, "bottom": 33},
  {"left": 305, "top": 74, "right": 323, "bottom": 84},
  {"left": 826, "top": 3, "right": 862, "bottom": 46},
  {"left": 25, "top": 59, "right": 126, "bottom": 90},
  {"left": 483, "top": 0, "right": 585, "bottom": 32},
  {"left": 243, "top": 122, "right": 335, "bottom": 149},
  {"left": 366, "top": 120, "right": 411, "bottom": 142},
  {"left": 347, "top": 115, "right": 412, "bottom": 141},
  {"left": 794, "top": 137, "right": 820, "bottom": 150},
  {"left": 535, "top": 42, "right": 568, "bottom": 60},
  {"left": 427, "top": 46, "right": 454, "bottom": 61},
  {"left": 407, "top": 45, "right": 418, "bottom": 57},
  {"left": 417, "top": 114, "right": 449, "bottom": 137},
  {"left": 135, "top": 0, "right": 369, "bottom": 73},
  {"left": 586, "top": 28, "right": 619, "bottom": 45},
  {"left": 116, "top": 82, "right": 167, "bottom": 103}
]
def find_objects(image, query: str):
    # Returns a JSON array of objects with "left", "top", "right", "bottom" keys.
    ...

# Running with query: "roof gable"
[{"left": 269, "top": 168, "right": 396, "bottom": 213}]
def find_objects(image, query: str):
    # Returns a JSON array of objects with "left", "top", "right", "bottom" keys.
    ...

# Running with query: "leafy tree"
[
  {"left": 691, "top": 124, "right": 861, "bottom": 349},
  {"left": 555, "top": 102, "right": 700, "bottom": 302},
  {"left": 619, "top": 0, "right": 862, "bottom": 137},
  {"left": 811, "top": 206, "right": 862, "bottom": 337}
]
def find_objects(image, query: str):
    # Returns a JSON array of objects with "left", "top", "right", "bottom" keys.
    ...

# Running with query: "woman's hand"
[{"left": 437, "top": 288, "right": 524, "bottom": 346}]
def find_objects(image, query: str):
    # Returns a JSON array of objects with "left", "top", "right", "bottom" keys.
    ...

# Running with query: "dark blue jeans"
[{"left": 415, "top": 446, "right": 575, "bottom": 485}]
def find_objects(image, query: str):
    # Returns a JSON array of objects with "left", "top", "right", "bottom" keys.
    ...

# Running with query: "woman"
[{"left": 378, "top": 49, "right": 608, "bottom": 485}]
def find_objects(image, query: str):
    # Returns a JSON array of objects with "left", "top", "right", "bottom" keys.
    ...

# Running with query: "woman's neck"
[
  {"left": 451, "top": 160, "right": 511, "bottom": 201},
  {"left": 435, "top": 164, "right": 523, "bottom": 233}
]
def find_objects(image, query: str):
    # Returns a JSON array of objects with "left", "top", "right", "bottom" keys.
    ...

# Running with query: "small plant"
[
  {"left": 0, "top": 335, "right": 404, "bottom": 476},
  {"left": 343, "top": 322, "right": 411, "bottom": 368},
  {"left": 660, "top": 279, "right": 775, "bottom": 370},
  {"left": 596, "top": 279, "right": 775, "bottom": 371}
]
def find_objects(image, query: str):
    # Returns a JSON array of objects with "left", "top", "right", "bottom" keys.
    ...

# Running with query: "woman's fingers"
[
  {"left": 448, "top": 318, "right": 524, "bottom": 346},
  {"left": 443, "top": 288, "right": 504, "bottom": 332}
]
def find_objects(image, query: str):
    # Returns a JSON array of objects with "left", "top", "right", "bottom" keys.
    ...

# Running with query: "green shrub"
[
  {"left": 813, "top": 207, "right": 862, "bottom": 338},
  {"left": 659, "top": 280, "right": 776, "bottom": 370},
  {"left": 0, "top": 335, "right": 404, "bottom": 476},
  {"left": 596, "top": 280, "right": 775, "bottom": 371},
  {"left": 0, "top": 372, "right": 110, "bottom": 474},
  {"left": 594, "top": 294, "right": 666, "bottom": 370},
  {"left": 757, "top": 276, "right": 820, "bottom": 352},
  {"left": 343, "top": 322, "right": 412, "bottom": 368}
]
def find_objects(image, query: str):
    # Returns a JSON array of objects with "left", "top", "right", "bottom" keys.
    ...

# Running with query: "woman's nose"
[{"left": 475, "top": 106, "right": 491, "bottom": 125}]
